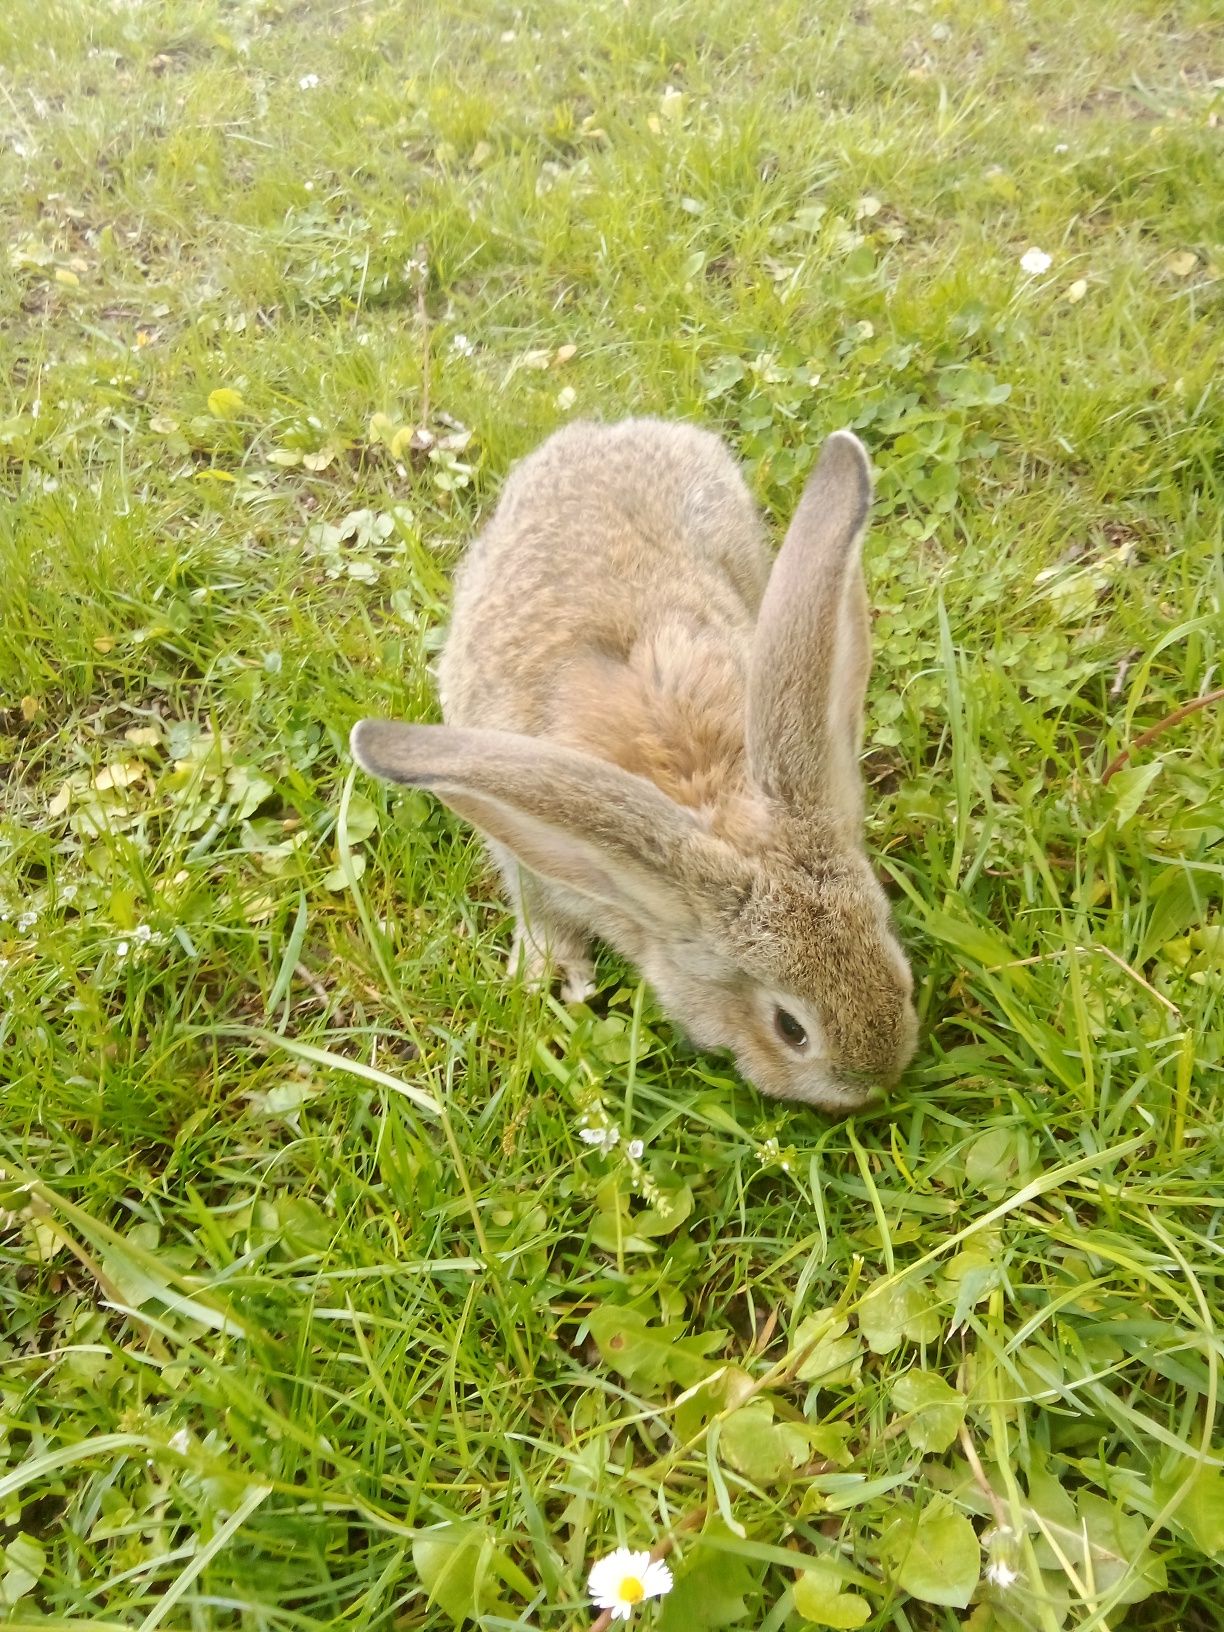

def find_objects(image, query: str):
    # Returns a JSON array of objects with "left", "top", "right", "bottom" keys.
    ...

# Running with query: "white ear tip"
[
  {"left": 826, "top": 427, "right": 867, "bottom": 452},
  {"left": 823, "top": 428, "right": 871, "bottom": 476},
  {"left": 350, "top": 719, "right": 377, "bottom": 769}
]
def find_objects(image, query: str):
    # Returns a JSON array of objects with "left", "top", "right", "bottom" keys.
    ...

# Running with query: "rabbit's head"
[
  {"left": 351, "top": 430, "right": 917, "bottom": 1111},
  {"left": 666, "top": 834, "right": 917, "bottom": 1110}
]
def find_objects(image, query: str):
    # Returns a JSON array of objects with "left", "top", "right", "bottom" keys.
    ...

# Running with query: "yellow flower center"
[{"left": 619, "top": 1576, "right": 645, "bottom": 1604}]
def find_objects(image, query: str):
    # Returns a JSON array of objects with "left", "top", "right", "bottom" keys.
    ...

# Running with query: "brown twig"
[
  {"left": 1109, "top": 651, "right": 1139, "bottom": 700},
  {"left": 294, "top": 961, "right": 332, "bottom": 1009},
  {"left": 1100, "top": 686, "right": 1224, "bottom": 785},
  {"left": 958, "top": 1421, "right": 1010, "bottom": 1533},
  {"left": 749, "top": 1304, "right": 780, "bottom": 1359}
]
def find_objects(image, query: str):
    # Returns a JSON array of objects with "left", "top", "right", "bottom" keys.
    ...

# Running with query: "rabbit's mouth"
[{"left": 824, "top": 1066, "right": 887, "bottom": 1113}]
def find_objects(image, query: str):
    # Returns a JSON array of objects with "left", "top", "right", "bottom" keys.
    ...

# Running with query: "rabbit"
[{"left": 351, "top": 418, "right": 917, "bottom": 1111}]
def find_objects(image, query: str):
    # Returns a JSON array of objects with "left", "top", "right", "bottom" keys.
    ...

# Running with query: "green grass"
[{"left": 1, "top": 0, "right": 1222, "bottom": 1627}]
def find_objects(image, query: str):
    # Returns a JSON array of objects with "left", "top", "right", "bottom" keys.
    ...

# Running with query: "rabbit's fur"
[{"left": 352, "top": 418, "right": 917, "bottom": 1110}]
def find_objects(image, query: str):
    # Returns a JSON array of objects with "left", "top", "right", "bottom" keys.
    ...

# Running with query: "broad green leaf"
[
  {"left": 881, "top": 1500, "right": 979, "bottom": 1607},
  {"left": 941, "top": 1248, "right": 1001, "bottom": 1333},
  {"left": 1025, "top": 1464, "right": 1079, "bottom": 1569},
  {"left": 588, "top": 1176, "right": 693, "bottom": 1253},
  {"left": 227, "top": 766, "right": 276, "bottom": 821},
  {"left": 245, "top": 1080, "right": 325, "bottom": 1118},
  {"left": 1078, "top": 1493, "right": 1166, "bottom": 1603},
  {"left": 207, "top": 387, "right": 245, "bottom": 419},
  {"left": 720, "top": 1398, "right": 812, "bottom": 1484},
  {"left": 701, "top": 356, "right": 745, "bottom": 400},
  {"left": 342, "top": 792, "right": 380, "bottom": 844},
  {"left": 412, "top": 1522, "right": 501, "bottom": 1623},
  {"left": 1, "top": 1535, "right": 44, "bottom": 1606},
  {"left": 793, "top": 1310, "right": 862, "bottom": 1389},
  {"left": 587, "top": 1305, "right": 723, "bottom": 1389},
  {"left": 807, "top": 1423, "right": 856, "bottom": 1467},
  {"left": 1108, "top": 759, "right": 1163, "bottom": 830},
  {"left": 793, "top": 1563, "right": 871, "bottom": 1628},
  {"left": 1163, "top": 1462, "right": 1224, "bottom": 1558},
  {"left": 1027, "top": 1473, "right": 1164, "bottom": 1601},
  {"left": 99, "top": 1233, "right": 166, "bottom": 1310},
  {"left": 858, "top": 1277, "right": 940, "bottom": 1354},
  {"left": 964, "top": 1126, "right": 1036, "bottom": 1195},
  {"left": 657, "top": 1531, "right": 759, "bottom": 1630},
  {"left": 673, "top": 1366, "right": 754, "bottom": 1444},
  {"left": 632, "top": 1183, "right": 694, "bottom": 1238},
  {"left": 963, "top": 1607, "right": 1006, "bottom": 1631},
  {"left": 890, "top": 1370, "right": 966, "bottom": 1454},
  {"left": 1141, "top": 867, "right": 1222, "bottom": 962},
  {"left": 323, "top": 852, "right": 365, "bottom": 890},
  {"left": 1179, "top": 1464, "right": 1224, "bottom": 1558}
]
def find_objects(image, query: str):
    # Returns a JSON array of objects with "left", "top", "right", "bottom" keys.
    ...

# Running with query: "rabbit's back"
[{"left": 438, "top": 419, "right": 769, "bottom": 737}]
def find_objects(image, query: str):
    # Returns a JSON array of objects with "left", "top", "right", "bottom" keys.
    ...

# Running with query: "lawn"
[{"left": 1, "top": 0, "right": 1222, "bottom": 1627}]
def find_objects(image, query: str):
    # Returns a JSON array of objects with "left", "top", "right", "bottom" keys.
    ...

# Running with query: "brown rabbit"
[{"left": 352, "top": 419, "right": 917, "bottom": 1110}]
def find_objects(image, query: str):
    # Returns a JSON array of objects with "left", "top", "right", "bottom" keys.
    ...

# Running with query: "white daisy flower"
[
  {"left": 588, "top": 1548, "right": 673, "bottom": 1620},
  {"left": 985, "top": 1558, "right": 1019, "bottom": 1589},
  {"left": 579, "top": 1124, "right": 620, "bottom": 1154},
  {"left": 1020, "top": 246, "right": 1052, "bottom": 275}
]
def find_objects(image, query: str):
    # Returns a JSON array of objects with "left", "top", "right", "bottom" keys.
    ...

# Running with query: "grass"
[{"left": 0, "top": 0, "right": 1222, "bottom": 1627}]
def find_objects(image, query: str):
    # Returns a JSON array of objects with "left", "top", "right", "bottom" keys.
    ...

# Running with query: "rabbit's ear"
[
  {"left": 746, "top": 430, "right": 873, "bottom": 827},
  {"left": 351, "top": 721, "right": 735, "bottom": 929}
]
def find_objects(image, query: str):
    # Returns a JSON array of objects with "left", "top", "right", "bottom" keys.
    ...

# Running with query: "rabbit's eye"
[{"left": 774, "top": 1008, "right": 808, "bottom": 1049}]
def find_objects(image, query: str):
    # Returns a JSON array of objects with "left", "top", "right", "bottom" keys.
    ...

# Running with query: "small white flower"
[
  {"left": 1020, "top": 246, "right": 1052, "bottom": 275},
  {"left": 60, "top": 883, "right": 78, "bottom": 904},
  {"left": 1054, "top": 143, "right": 1068, "bottom": 154},
  {"left": 627, "top": 1139, "right": 644, "bottom": 1160},
  {"left": 588, "top": 1548, "right": 673, "bottom": 1620},
  {"left": 132, "top": 924, "right": 153, "bottom": 944},
  {"left": 298, "top": 73, "right": 320, "bottom": 90},
  {"left": 450, "top": 333, "right": 475, "bottom": 357},
  {"left": 168, "top": 1428, "right": 191, "bottom": 1455},
  {"left": 115, "top": 940, "right": 130, "bottom": 959},
  {"left": 16, "top": 911, "right": 37, "bottom": 933},
  {"left": 579, "top": 1124, "right": 621, "bottom": 1154},
  {"left": 985, "top": 1558, "right": 1019, "bottom": 1589}
]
